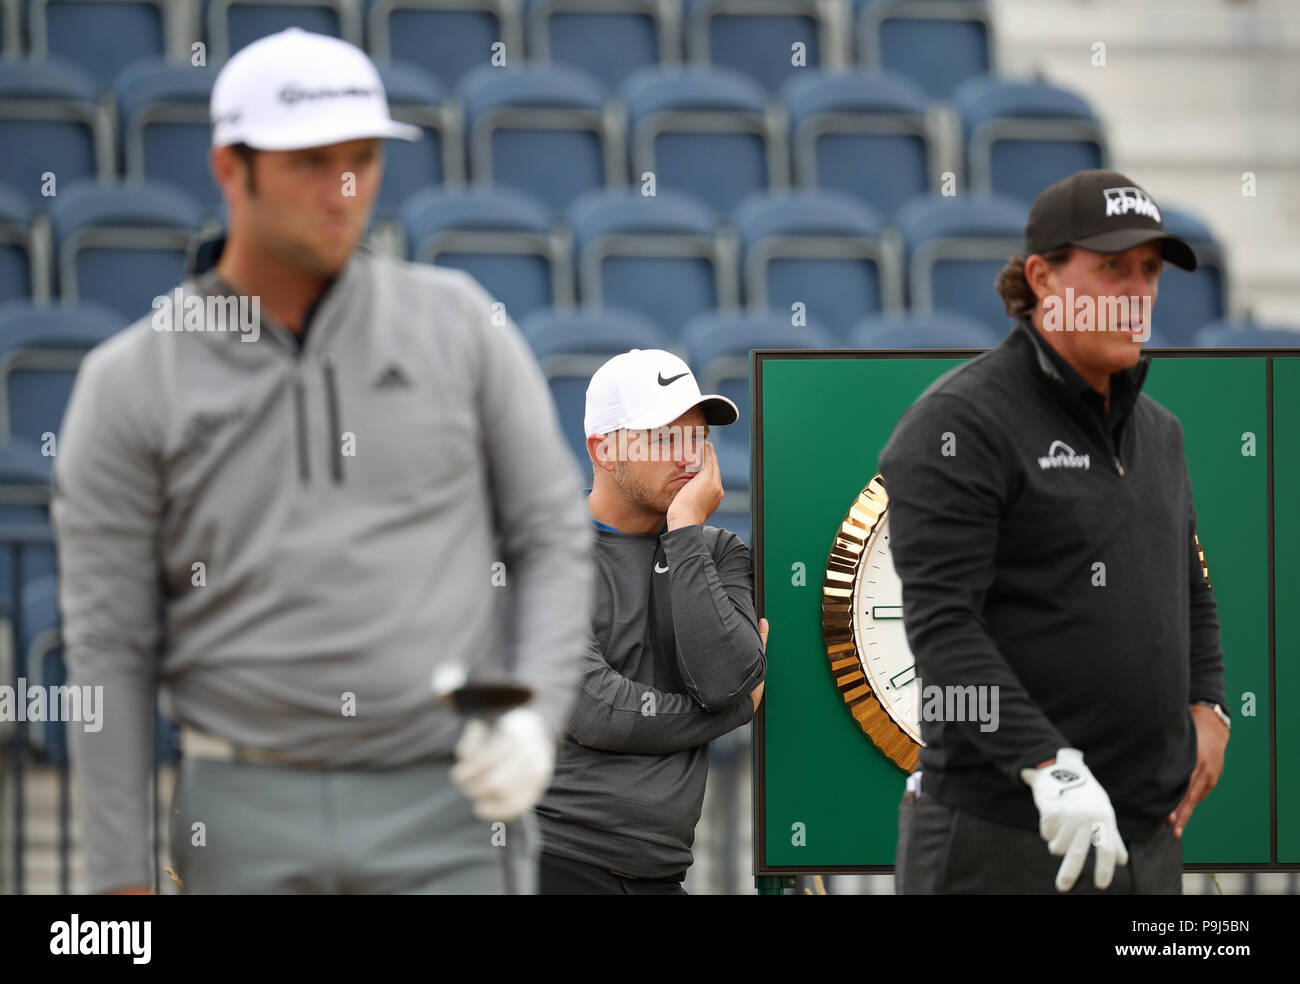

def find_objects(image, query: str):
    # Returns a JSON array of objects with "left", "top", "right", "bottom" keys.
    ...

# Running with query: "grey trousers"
[
  {"left": 896, "top": 791, "right": 1183, "bottom": 895},
  {"left": 168, "top": 756, "right": 538, "bottom": 894}
]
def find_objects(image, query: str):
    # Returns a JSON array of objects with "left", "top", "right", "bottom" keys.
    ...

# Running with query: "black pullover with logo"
[
  {"left": 879, "top": 317, "right": 1227, "bottom": 842},
  {"left": 536, "top": 521, "right": 766, "bottom": 878}
]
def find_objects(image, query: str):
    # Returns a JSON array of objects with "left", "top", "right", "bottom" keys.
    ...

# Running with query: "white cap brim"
[
  {"left": 608, "top": 393, "right": 739, "bottom": 434},
  {"left": 232, "top": 118, "right": 422, "bottom": 151}
]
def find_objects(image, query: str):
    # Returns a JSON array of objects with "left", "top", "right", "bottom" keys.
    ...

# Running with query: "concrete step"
[{"left": 993, "top": 0, "right": 1300, "bottom": 51}]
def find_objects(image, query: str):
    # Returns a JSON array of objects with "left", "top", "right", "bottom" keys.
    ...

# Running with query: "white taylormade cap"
[
  {"left": 210, "top": 28, "right": 421, "bottom": 150},
  {"left": 584, "top": 349, "right": 739, "bottom": 436}
]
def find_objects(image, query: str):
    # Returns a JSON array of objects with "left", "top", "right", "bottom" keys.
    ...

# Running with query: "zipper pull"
[
  {"left": 321, "top": 352, "right": 344, "bottom": 484},
  {"left": 292, "top": 365, "right": 310, "bottom": 484},
  {"left": 1114, "top": 456, "right": 1125, "bottom": 477}
]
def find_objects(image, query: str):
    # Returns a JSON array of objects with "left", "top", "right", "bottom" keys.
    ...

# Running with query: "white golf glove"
[
  {"left": 451, "top": 707, "right": 556, "bottom": 822},
  {"left": 1020, "top": 747, "right": 1129, "bottom": 892}
]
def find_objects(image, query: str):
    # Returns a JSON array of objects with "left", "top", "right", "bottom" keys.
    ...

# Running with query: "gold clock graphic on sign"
[{"left": 821, "top": 475, "right": 922, "bottom": 772}]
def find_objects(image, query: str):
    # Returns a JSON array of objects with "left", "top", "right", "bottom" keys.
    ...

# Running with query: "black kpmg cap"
[{"left": 1024, "top": 169, "right": 1197, "bottom": 271}]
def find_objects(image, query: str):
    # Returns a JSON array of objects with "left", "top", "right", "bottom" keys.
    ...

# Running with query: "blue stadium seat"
[
  {"left": 519, "top": 305, "right": 668, "bottom": 467},
  {"left": 1, "top": 0, "right": 18, "bottom": 55},
  {"left": 683, "top": 0, "right": 829, "bottom": 95},
  {"left": 954, "top": 75, "right": 1107, "bottom": 202},
  {"left": 401, "top": 185, "right": 571, "bottom": 321},
  {"left": 894, "top": 192, "right": 1027, "bottom": 336},
  {"left": 49, "top": 179, "right": 204, "bottom": 318},
  {"left": 855, "top": 0, "right": 994, "bottom": 100},
  {"left": 20, "top": 572, "right": 66, "bottom": 761},
  {"left": 48, "top": 176, "right": 202, "bottom": 314},
  {"left": 30, "top": 0, "right": 170, "bottom": 87},
  {"left": 567, "top": 187, "right": 737, "bottom": 339},
  {"left": 0, "top": 437, "right": 54, "bottom": 624},
  {"left": 525, "top": 0, "right": 672, "bottom": 93},
  {"left": 850, "top": 309, "right": 1000, "bottom": 349},
  {"left": 0, "top": 181, "right": 50, "bottom": 303},
  {"left": 1138, "top": 328, "right": 1177, "bottom": 349},
  {"left": 621, "top": 65, "right": 787, "bottom": 214},
  {"left": 0, "top": 437, "right": 51, "bottom": 486},
  {"left": 367, "top": 0, "right": 522, "bottom": 91},
  {"left": 732, "top": 189, "right": 901, "bottom": 341},
  {"left": 782, "top": 68, "right": 933, "bottom": 217},
  {"left": 19, "top": 572, "right": 181, "bottom": 765},
  {"left": 115, "top": 59, "right": 221, "bottom": 212},
  {"left": 1149, "top": 208, "right": 1227, "bottom": 346},
  {"left": 683, "top": 308, "right": 834, "bottom": 448},
  {"left": 374, "top": 60, "right": 464, "bottom": 216},
  {"left": 707, "top": 509, "right": 750, "bottom": 542},
  {"left": 1190, "top": 319, "right": 1300, "bottom": 349},
  {"left": 710, "top": 431, "right": 750, "bottom": 542},
  {"left": 0, "top": 58, "right": 112, "bottom": 206},
  {"left": 206, "top": 0, "right": 363, "bottom": 59},
  {"left": 0, "top": 303, "right": 122, "bottom": 444},
  {"left": 458, "top": 63, "right": 620, "bottom": 213},
  {"left": 0, "top": 297, "right": 125, "bottom": 343}
]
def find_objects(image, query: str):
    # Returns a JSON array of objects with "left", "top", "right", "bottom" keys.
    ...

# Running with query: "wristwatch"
[{"left": 1192, "top": 700, "right": 1231, "bottom": 731}]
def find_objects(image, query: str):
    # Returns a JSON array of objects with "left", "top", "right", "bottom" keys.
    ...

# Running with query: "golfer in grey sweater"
[
  {"left": 52, "top": 30, "right": 592, "bottom": 895},
  {"left": 536, "top": 349, "right": 768, "bottom": 894}
]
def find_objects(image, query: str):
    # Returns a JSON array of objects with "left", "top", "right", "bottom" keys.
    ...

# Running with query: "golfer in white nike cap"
[
  {"left": 535, "top": 347, "right": 768, "bottom": 894},
  {"left": 583, "top": 347, "right": 740, "bottom": 524}
]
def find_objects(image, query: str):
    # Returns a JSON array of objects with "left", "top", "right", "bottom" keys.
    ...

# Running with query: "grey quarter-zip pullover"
[{"left": 52, "top": 242, "right": 594, "bottom": 892}]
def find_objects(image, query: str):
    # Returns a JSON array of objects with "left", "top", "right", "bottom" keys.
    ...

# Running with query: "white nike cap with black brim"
[
  {"left": 584, "top": 349, "right": 739, "bottom": 437},
  {"left": 210, "top": 27, "right": 421, "bottom": 150}
]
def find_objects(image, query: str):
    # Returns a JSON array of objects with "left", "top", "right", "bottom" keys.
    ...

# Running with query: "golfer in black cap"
[{"left": 880, "top": 170, "right": 1230, "bottom": 894}]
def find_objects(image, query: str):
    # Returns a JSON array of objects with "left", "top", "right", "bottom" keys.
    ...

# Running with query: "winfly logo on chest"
[
  {"left": 50, "top": 914, "right": 151, "bottom": 964},
  {"left": 1038, "top": 440, "right": 1091, "bottom": 471}
]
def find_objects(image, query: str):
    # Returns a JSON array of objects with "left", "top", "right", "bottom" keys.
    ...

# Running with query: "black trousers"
[
  {"left": 896, "top": 791, "right": 1183, "bottom": 895},
  {"left": 539, "top": 851, "right": 688, "bottom": 895}
]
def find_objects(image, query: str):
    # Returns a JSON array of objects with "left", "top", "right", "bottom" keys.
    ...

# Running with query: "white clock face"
[{"left": 848, "top": 514, "right": 922, "bottom": 745}]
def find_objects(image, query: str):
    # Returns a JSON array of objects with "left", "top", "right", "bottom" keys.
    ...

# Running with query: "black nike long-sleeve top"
[
  {"left": 878, "top": 318, "right": 1228, "bottom": 842},
  {"left": 535, "top": 521, "right": 766, "bottom": 878}
]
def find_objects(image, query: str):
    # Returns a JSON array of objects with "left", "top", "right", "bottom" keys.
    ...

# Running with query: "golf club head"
[{"left": 440, "top": 680, "right": 534, "bottom": 719}]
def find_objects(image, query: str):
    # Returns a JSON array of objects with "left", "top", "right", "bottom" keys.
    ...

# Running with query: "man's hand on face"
[{"left": 666, "top": 440, "right": 724, "bottom": 530}]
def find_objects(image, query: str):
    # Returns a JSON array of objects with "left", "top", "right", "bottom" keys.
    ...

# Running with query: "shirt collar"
[
  {"left": 582, "top": 488, "right": 623, "bottom": 533},
  {"left": 186, "top": 231, "right": 349, "bottom": 347},
  {"left": 1013, "top": 318, "right": 1149, "bottom": 426},
  {"left": 188, "top": 230, "right": 226, "bottom": 277},
  {"left": 581, "top": 488, "right": 667, "bottom": 536}
]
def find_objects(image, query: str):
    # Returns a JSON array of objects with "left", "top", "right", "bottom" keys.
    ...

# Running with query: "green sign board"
[{"left": 752, "top": 350, "right": 1298, "bottom": 874}]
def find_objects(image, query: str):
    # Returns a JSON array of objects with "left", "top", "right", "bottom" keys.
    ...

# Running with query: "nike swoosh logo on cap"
[{"left": 658, "top": 371, "right": 689, "bottom": 386}]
